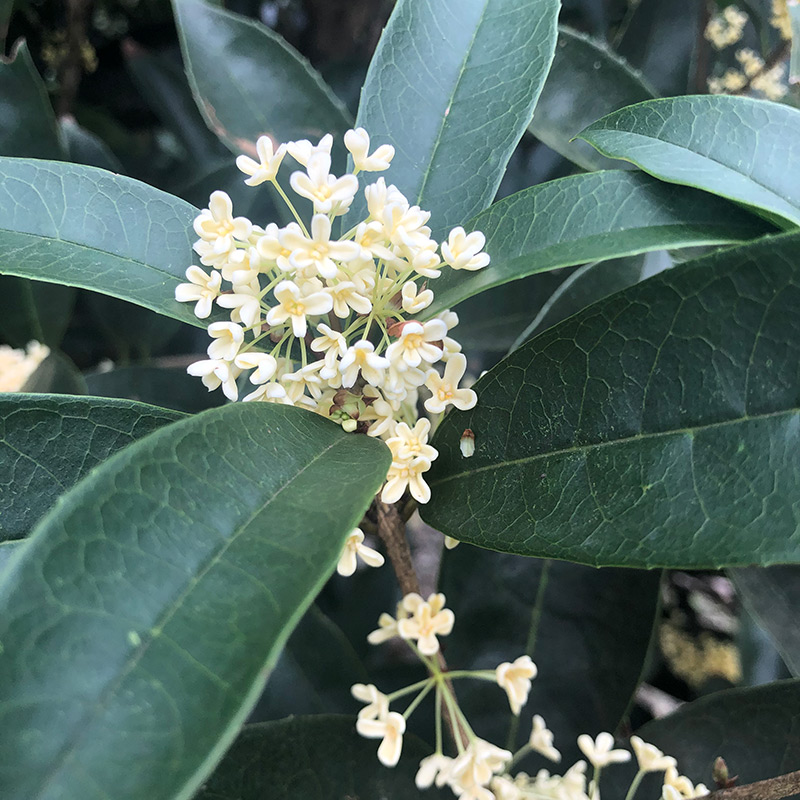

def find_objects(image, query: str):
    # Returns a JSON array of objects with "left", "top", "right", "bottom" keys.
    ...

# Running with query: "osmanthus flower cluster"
[
  {"left": 354, "top": 593, "right": 708, "bottom": 800},
  {"left": 176, "top": 127, "right": 487, "bottom": 511},
  {"left": 0, "top": 341, "right": 49, "bottom": 392}
]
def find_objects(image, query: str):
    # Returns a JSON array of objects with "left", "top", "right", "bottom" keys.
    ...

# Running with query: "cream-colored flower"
[
  {"left": 175, "top": 265, "right": 222, "bottom": 319},
  {"left": 236, "top": 135, "right": 286, "bottom": 185},
  {"left": 442, "top": 226, "right": 490, "bottom": 271},
  {"left": 386, "top": 418, "right": 438, "bottom": 462},
  {"left": 397, "top": 592, "right": 455, "bottom": 655},
  {"left": 283, "top": 213, "right": 360, "bottom": 279},
  {"left": 286, "top": 133, "right": 333, "bottom": 166},
  {"left": 282, "top": 362, "right": 325, "bottom": 402},
  {"left": 337, "top": 528, "right": 385, "bottom": 576},
  {"left": 266, "top": 279, "right": 333, "bottom": 337},
  {"left": 356, "top": 710, "right": 406, "bottom": 767},
  {"left": 255, "top": 222, "right": 296, "bottom": 272},
  {"left": 577, "top": 732, "right": 631, "bottom": 768},
  {"left": 328, "top": 281, "right": 372, "bottom": 318},
  {"left": 448, "top": 738, "right": 512, "bottom": 800},
  {"left": 530, "top": 714, "right": 561, "bottom": 762},
  {"left": 242, "top": 381, "right": 293, "bottom": 404},
  {"left": 381, "top": 456, "right": 433, "bottom": 504},
  {"left": 345, "top": 127, "right": 395, "bottom": 172},
  {"left": 664, "top": 766, "right": 709, "bottom": 799},
  {"left": 386, "top": 319, "right": 447, "bottom": 369},
  {"left": 705, "top": 5, "right": 748, "bottom": 49},
  {"left": 351, "top": 683, "right": 389, "bottom": 720},
  {"left": 193, "top": 191, "right": 252, "bottom": 256},
  {"left": 290, "top": 151, "right": 359, "bottom": 215},
  {"left": 0, "top": 341, "right": 49, "bottom": 392},
  {"left": 416, "top": 753, "right": 455, "bottom": 789},
  {"left": 630, "top": 736, "right": 677, "bottom": 773},
  {"left": 424, "top": 353, "right": 477, "bottom": 414},
  {"left": 496, "top": 655, "right": 537, "bottom": 715},
  {"left": 206, "top": 322, "right": 244, "bottom": 361},
  {"left": 340, "top": 341, "right": 389, "bottom": 388},
  {"left": 401, "top": 281, "right": 434, "bottom": 313},
  {"left": 367, "top": 611, "right": 401, "bottom": 645},
  {"left": 234, "top": 351, "right": 278, "bottom": 384},
  {"left": 187, "top": 358, "right": 241, "bottom": 401},
  {"left": 216, "top": 283, "right": 262, "bottom": 328}
]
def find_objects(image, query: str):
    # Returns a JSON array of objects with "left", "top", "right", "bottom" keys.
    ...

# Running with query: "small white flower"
[
  {"left": 328, "top": 281, "right": 372, "bottom": 318},
  {"left": 448, "top": 738, "right": 512, "bottom": 799},
  {"left": 424, "top": 353, "right": 477, "bottom": 414},
  {"left": 351, "top": 683, "right": 389, "bottom": 720},
  {"left": 340, "top": 341, "right": 389, "bottom": 388},
  {"left": 235, "top": 135, "right": 286, "bottom": 185},
  {"left": 283, "top": 213, "right": 360, "bottom": 279},
  {"left": 193, "top": 191, "right": 252, "bottom": 256},
  {"left": 187, "top": 358, "right": 241, "bottom": 401},
  {"left": 416, "top": 753, "right": 455, "bottom": 789},
  {"left": 496, "top": 655, "right": 537, "bottom": 715},
  {"left": 286, "top": 133, "right": 333, "bottom": 166},
  {"left": 396, "top": 592, "right": 455, "bottom": 656},
  {"left": 216, "top": 285, "right": 262, "bottom": 328},
  {"left": 234, "top": 351, "right": 278, "bottom": 384},
  {"left": 310, "top": 323, "right": 347, "bottom": 359},
  {"left": 290, "top": 151, "right": 359, "bottom": 215},
  {"left": 386, "top": 320, "right": 447, "bottom": 369},
  {"left": 529, "top": 715, "right": 561, "bottom": 763},
  {"left": 367, "top": 611, "right": 401, "bottom": 645},
  {"left": 386, "top": 419, "right": 438, "bottom": 462},
  {"left": 266, "top": 279, "right": 333, "bottom": 338},
  {"left": 337, "top": 528, "right": 385, "bottom": 576},
  {"left": 356, "top": 710, "right": 406, "bottom": 767},
  {"left": 442, "top": 226, "right": 490, "bottom": 271},
  {"left": 381, "top": 456, "right": 433, "bottom": 505},
  {"left": 401, "top": 281, "right": 434, "bottom": 314},
  {"left": 207, "top": 322, "right": 244, "bottom": 361},
  {"left": 175, "top": 265, "right": 222, "bottom": 319},
  {"left": 577, "top": 732, "right": 631, "bottom": 768},
  {"left": 345, "top": 127, "right": 395, "bottom": 172},
  {"left": 630, "top": 736, "right": 677, "bottom": 773},
  {"left": 664, "top": 766, "right": 709, "bottom": 799},
  {"left": 242, "top": 381, "right": 293, "bottom": 404}
]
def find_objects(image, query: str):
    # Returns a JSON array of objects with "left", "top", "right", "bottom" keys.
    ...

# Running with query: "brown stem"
[
  {"left": 732, "top": 39, "right": 791, "bottom": 95},
  {"left": 376, "top": 500, "right": 420, "bottom": 596},
  {"left": 708, "top": 770, "right": 800, "bottom": 800},
  {"left": 57, "top": 0, "right": 93, "bottom": 116},
  {"left": 694, "top": 1, "right": 712, "bottom": 93}
]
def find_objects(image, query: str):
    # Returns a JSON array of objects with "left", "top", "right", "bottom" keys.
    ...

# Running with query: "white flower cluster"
[
  {"left": 704, "top": 5, "right": 748, "bottom": 49},
  {"left": 0, "top": 341, "right": 49, "bottom": 392},
  {"left": 354, "top": 593, "right": 707, "bottom": 800},
  {"left": 176, "top": 128, "right": 487, "bottom": 506}
]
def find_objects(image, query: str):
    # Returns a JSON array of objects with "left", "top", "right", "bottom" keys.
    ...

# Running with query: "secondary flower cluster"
[
  {"left": 176, "top": 128, "right": 487, "bottom": 506},
  {"left": 355, "top": 593, "right": 709, "bottom": 800},
  {"left": 0, "top": 341, "right": 49, "bottom": 392}
]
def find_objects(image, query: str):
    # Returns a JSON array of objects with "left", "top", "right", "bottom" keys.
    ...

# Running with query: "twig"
[
  {"left": 694, "top": 1, "right": 712, "bottom": 92},
  {"left": 57, "top": 0, "right": 93, "bottom": 116},
  {"left": 376, "top": 501, "right": 420, "bottom": 596},
  {"left": 707, "top": 770, "right": 800, "bottom": 800}
]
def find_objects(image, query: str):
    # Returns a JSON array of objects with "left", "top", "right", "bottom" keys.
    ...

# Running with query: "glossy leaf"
[
  {"left": 579, "top": 96, "right": 800, "bottom": 228},
  {"left": 424, "top": 171, "right": 774, "bottom": 317},
  {"left": 59, "top": 116, "right": 124, "bottom": 172},
  {"left": 0, "top": 393, "right": 182, "bottom": 541},
  {"left": 0, "top": 157, "right": 208, "bottom": 327},
  {"left": 423, "top": 231, "right": 800, "bottom": 568},
  {"left": 0, "top": 403, "right": 390, "bottom": 800},
  {"left": 0, "top": 40, "right": 63, "bottom": 159},
  {"left": 441, "top": 549, "right": 660, "bottom": 765},
  {"left": 0, "top": 276, "right": 75, "bottom": 348},
  {"left": 731, "top": 567, "right": 800, "bottom": 676},
  {"left": 84, "top": 365, "right": 225, "bottom": 414},
  {"left": 173, "top": 0, "right": 351, "bottom": 158},
  {"left": 195, "top": 715, "right": 449, "bottom": 800},
  {"left": 635, "top": 680, "right": 800, "bottom": 785},
  {"left": 350, "top": 0, "right": 560, "bottom": 235},
  {"left": 530, "top": 27, "right": 656, "bottom": 171}
]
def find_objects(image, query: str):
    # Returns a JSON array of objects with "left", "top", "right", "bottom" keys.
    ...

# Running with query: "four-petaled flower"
[
  {"left": 337, "top": 528, "right": 385, "bottom": 576},
  {"left": 577, "top": 732, "right": 631, "bottom": 768},
  {"left": 356, "top": 710, "right": 406, "bottom": 767},
  {"left": 397, "top": 592, "right": 455, "bottom": 655},
  {"left": 496, "top": 655, "right": 537, "bottom": 715},
  {"left": 236, "top": 135, "right": 286, "bottom": 185},
  {"left": 424, "top": 353, "right": 478, "bottom": 414}
]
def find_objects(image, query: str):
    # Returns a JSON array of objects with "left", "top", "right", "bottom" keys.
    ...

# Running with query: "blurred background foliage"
[{"left": 0, "top": 0, "right": 796, "bottom": 737}]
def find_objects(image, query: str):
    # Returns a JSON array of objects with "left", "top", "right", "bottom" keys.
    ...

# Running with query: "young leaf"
[
  {"left": 579, "top": 96, "right": 800, "bottom": 229},
  {"left": 423, "top": 171, "right": 774, "bottom": 317},
  {"left": 0, "top": 403, "right": 389, "bottom": 800},
  {"left": 0, "top": 157, "right": 210, "bottom": 327},
  {"left": 635, "top": 680, "right": 800, "bottom": 785},
  {"left": 350, "top": 0, "right": 560, "bottom": 235},
  {"left": 530, "top": 27, "right": 656, "bottom": 171},
  {"left": 422, "top": 231, "right": 800, "bottom": 569},
  {"left": 195, "top": 715, "right": 450, "bottom": 799},
  {"left": 0, "top": 40, "right": 63, "bottom": 159},
  {"left": 172, "top": 0, "right": 351, "bottom": 158},
  {"left": 0, "top": 393, "right": 182, "bottom": 541},
  {"left": 730, "top": 567, "right": 800, "bottom": 676},
  {"left": 440, "top": 550, "right": 660, "bottom": 766}
]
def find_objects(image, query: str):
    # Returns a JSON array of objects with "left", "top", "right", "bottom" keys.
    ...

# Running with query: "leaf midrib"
[
  {"left": 431, "top": 406, "right": 798, "bottom": 486},
  {"left": 31, "top": 430, "right": 353, "bottom": 799}
]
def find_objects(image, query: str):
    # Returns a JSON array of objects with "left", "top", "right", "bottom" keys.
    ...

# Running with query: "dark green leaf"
[
  {"left": 59, "top": 116, "right": 124, "bottom": 172},
  {"left": 579, "top": 96, "right": 800, "bottom": 228},
  {"left": 441, "top": 549, "right": 660, "bottom": 766},
  {"left": 21, "top": 350, "right": 87, "bottom": 395},
  {"left": 194, "top": 715, "right": 449, "bottom": 800},
  {"left": 0, "top": 40, "right": 63, "bottom": 159},
  {"left": 0, "top": 276, "right": 75, "bottom": 348},
  {"left": 0, "top": 403, "right": 390, "bottom": 800},
  {"left": 251, "top": 604, "right": 368, "bottom": 721},
  {"left": 0, "top": 0, "right": 12, "bottom": 52},
  {"left": 731, "top": 567, "right": 800, "bottom": 676},
  {"left": 173, "top": 0, "right": 351, "bottom": 157},
  {"left": 530, "top": 27, "right": 656, "bottom": 171},
  {"left": 424, "top": 171, "right": 774, "bottom": 317},
  {"left": 0, "top": 392, "right": 182, "bottom": 541},
  {"left": 84, "top": 365, "right": 225, "bottom": 414},
  {"left": 350, "top": 0, "right": 560, "bottom": 235},
  {"left": 635, "top": 680, "right": 800, "bottom": 786},
  {"left": 422, "top": 231, "right": 800, "bottom": 568},
  {"left": 0, "top": 157, "right": 209, "bottom": 327}
]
